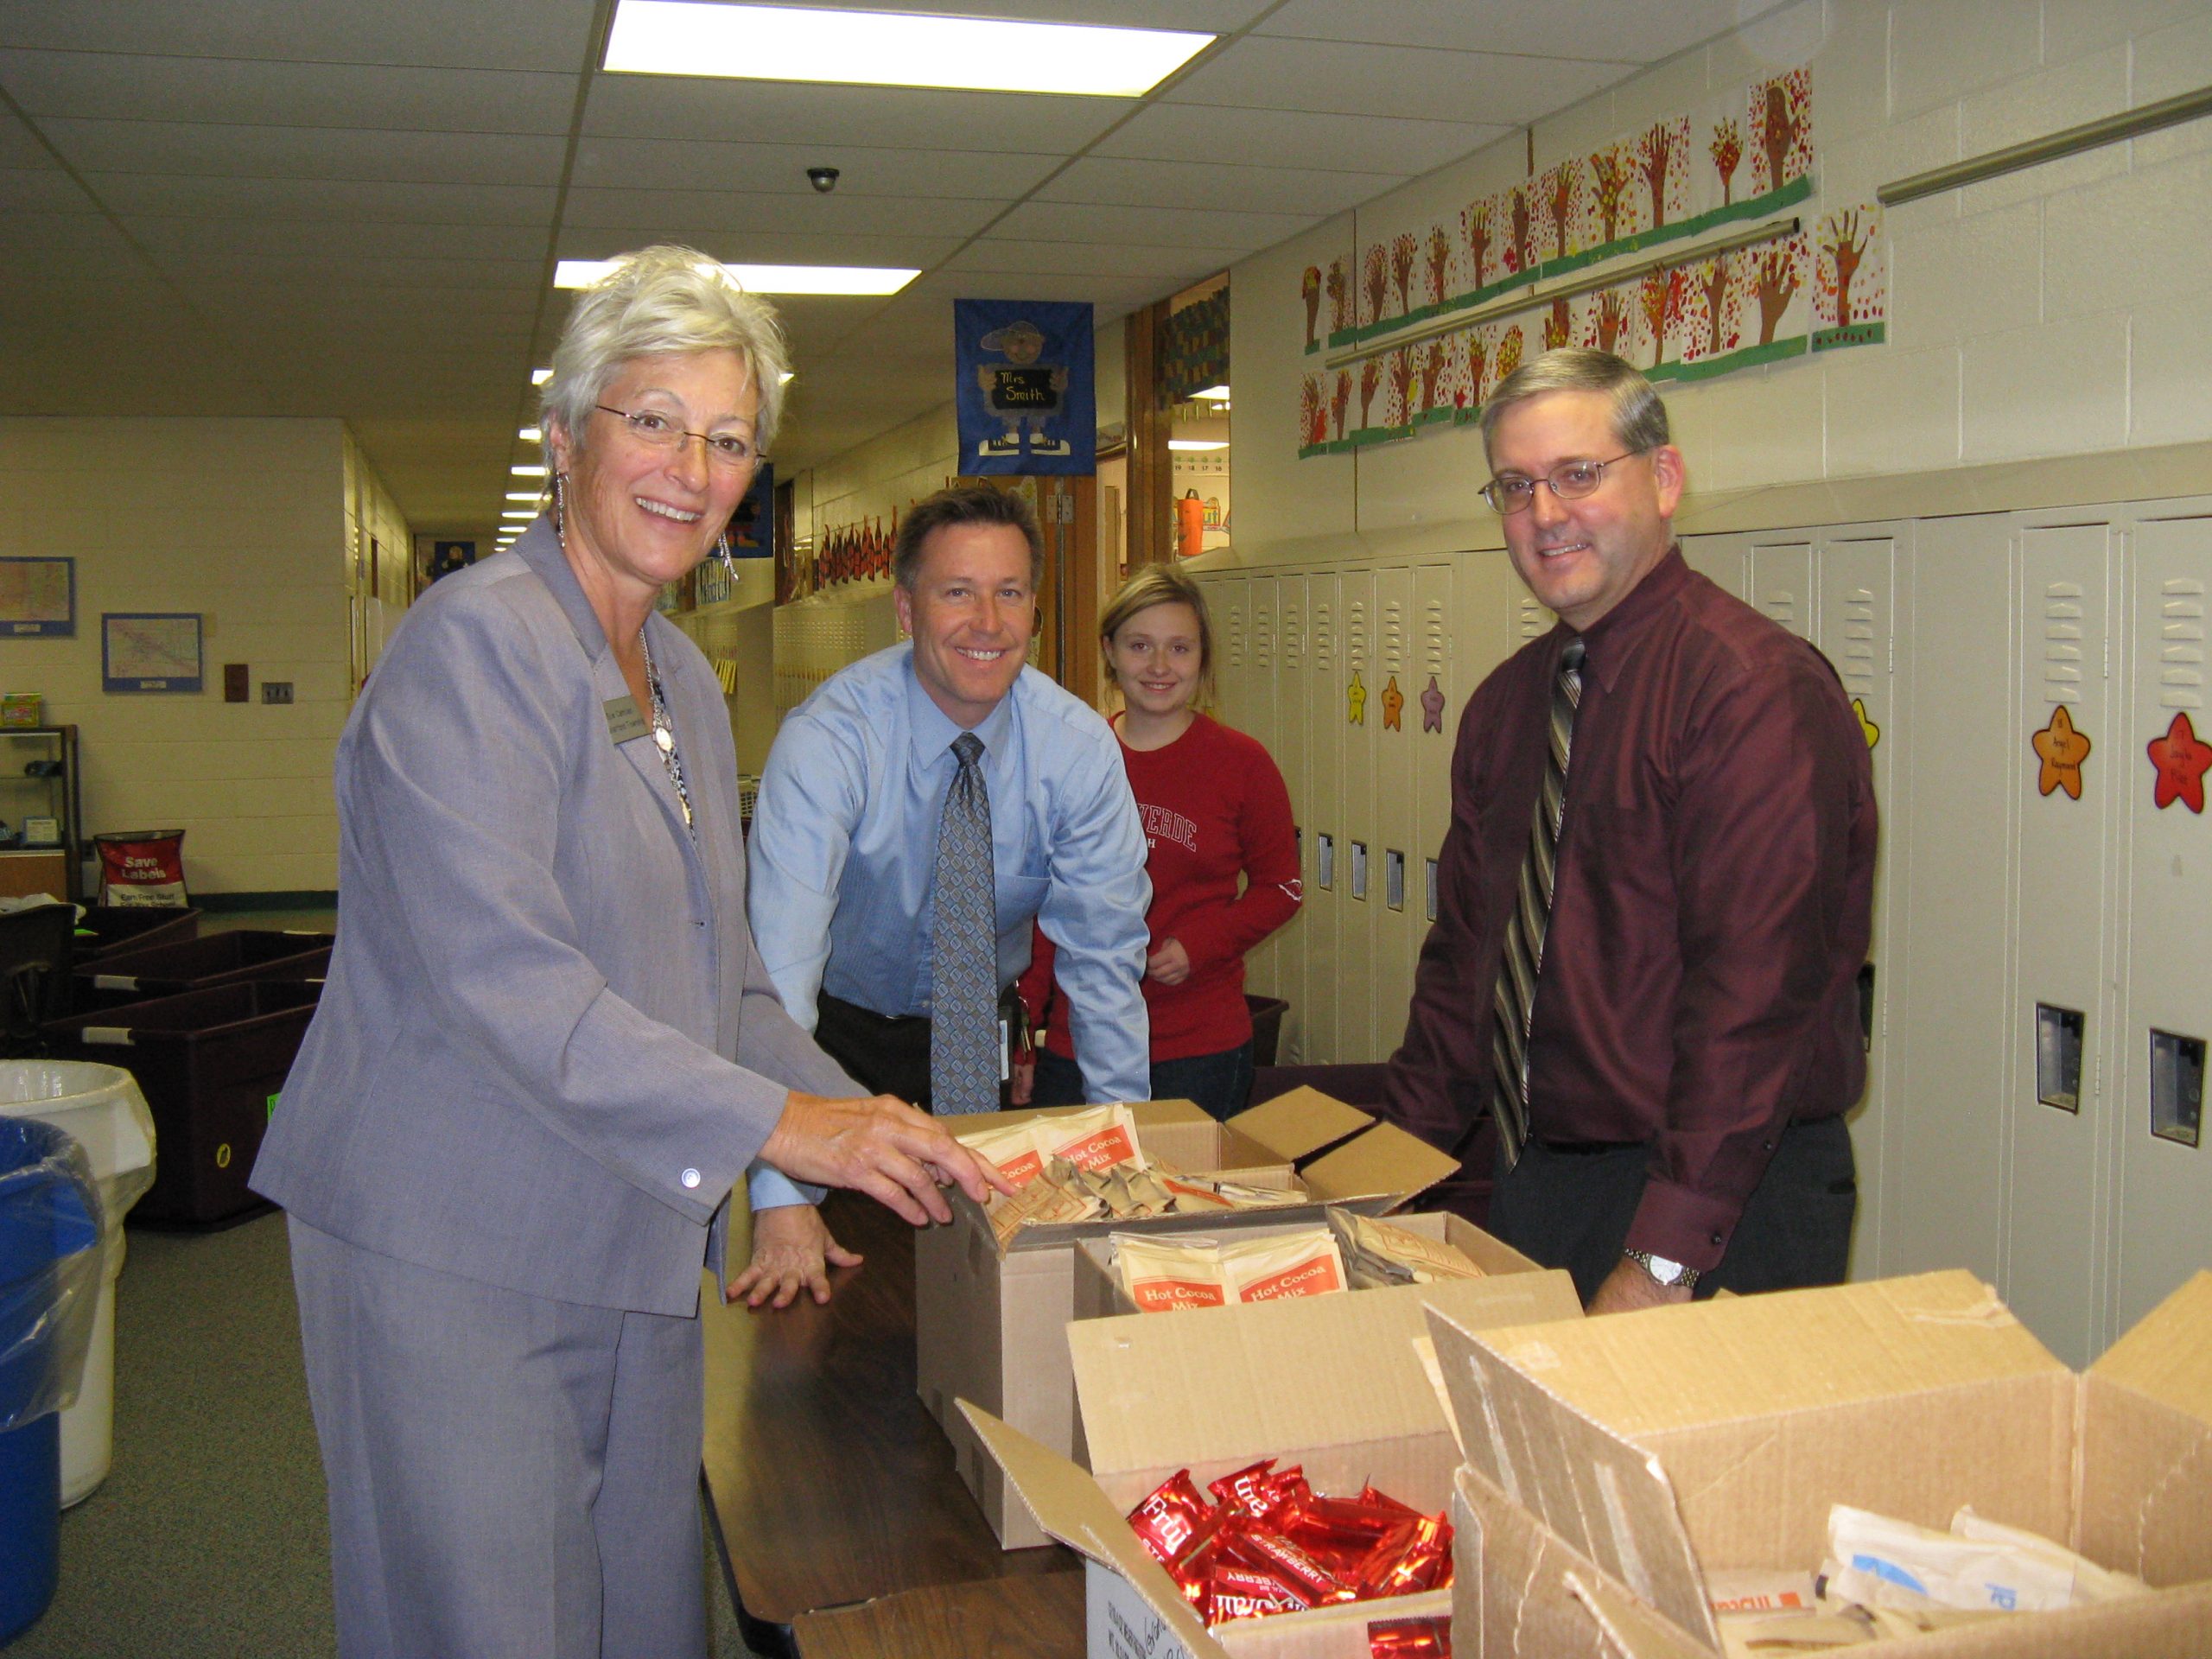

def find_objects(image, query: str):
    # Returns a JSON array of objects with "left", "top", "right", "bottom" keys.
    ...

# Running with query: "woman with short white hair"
[{"left": 253, "top": 245, "right": 1005, "bottom": 1658}]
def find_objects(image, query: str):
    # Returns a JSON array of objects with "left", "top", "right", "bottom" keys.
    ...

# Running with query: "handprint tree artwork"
[
  {"left": 1426, "top": 225, "right": 1453, "bottom": 309},
  {"left": 1710, "top": 117, "right": 1742, "bottom": 206},
  {"left": 1751, "top": 68, "right": 1812, "bottom": 194},
  {"left": 1814, "top": 205, "right": 1885, "bottom": 346}
]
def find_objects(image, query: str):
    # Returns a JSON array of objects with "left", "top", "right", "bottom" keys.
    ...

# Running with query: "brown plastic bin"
[{"left": 72, "top": 929, "right": 333, "bottom": 1012}]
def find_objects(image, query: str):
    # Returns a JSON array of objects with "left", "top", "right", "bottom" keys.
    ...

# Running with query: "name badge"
[{"left": 604, "top": 696, "right": 650, "bottom": 745}]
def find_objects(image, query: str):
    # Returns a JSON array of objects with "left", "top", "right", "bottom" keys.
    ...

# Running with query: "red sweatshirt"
[{"left": 1020, "top": 712, "right": 1300, "bottom": 1062}]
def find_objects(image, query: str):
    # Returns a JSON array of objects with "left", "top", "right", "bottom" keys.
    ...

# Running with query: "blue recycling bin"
[{"left": 0, "top": 1118, "right": 102, "bottom": 1645}]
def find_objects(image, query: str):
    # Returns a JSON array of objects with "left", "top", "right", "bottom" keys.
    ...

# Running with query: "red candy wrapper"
[
  {"left": 1369, "top": 1612, "right": 1452, "bottom": 1656},
  {"left": 1356, "top": 1515, "right": 1454, "bottom": 1599},
  {"left": 1206, "top": 1565, "right": 1310, "bottom": 1624},
  {"left": 1224, "top": 1527, "right": 1356, "bottom": 1607},
  {"left": 1128, "top": 1470, "right": 1211, "bottom": 1567},
  {"left": 1208, "top": 1459, "right": 1306, "bottom": 1524},
  {"left": 1284, "top": 1491, "right": 1409, "bottom": 1553}
]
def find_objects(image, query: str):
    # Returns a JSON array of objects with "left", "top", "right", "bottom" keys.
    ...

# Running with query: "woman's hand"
[
  {"left": 727, "top": 1203, "right": 861, "bottom": 1309},
  {"left": 1146, "top": 938, "right": 1192, "bottom": 986},
  {"left": 760, "top": 1090, "right": 1017, "bottom": 1226}
]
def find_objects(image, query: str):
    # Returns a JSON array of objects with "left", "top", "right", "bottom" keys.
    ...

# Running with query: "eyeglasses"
[
  {"left": 1480, "top": 449, "right": 1649, "bottom": 514},
  {"left": 594, "top": 404, "right": 757, "bottom": 468}
]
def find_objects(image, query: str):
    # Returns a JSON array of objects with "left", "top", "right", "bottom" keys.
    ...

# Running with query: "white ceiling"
[{"left": 0, "top": 0, "right": 1785, "bottom": 539}]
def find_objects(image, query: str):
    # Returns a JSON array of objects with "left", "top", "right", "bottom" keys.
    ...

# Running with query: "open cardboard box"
[
  {"left": 1073, "top": 1211, "right": 1545, "bottom": 1321},
  {"left": 964, "top": 1262, "right": 1584, "bottom": 1656},
  {"left": 1426, "top": 1268, "right": 2212, "bottom": 1658},
  {"left": 918, "top": 1090, "right": 1461, "bottom": 1548}
]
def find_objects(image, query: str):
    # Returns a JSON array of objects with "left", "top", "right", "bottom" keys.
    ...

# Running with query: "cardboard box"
[
  {"left": 1427, "top": 1268, "right": 2212, "bottom": 1658},
  {"left": 968, "top": 1262, "right": 1585, "bottom": 1656},
  {"left": 1072, "top": 1211, "right": 1544, "bottom": 1321},
  {"left": 918, "top": 1090, "right": 1461, "bottom": 1548}
]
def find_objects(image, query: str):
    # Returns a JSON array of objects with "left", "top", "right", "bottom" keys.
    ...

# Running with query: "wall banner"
[{"left": 955, "top": 298, "right": 1096, "bottom": 475}]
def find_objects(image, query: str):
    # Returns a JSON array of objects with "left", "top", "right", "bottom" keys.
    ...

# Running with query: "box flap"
[
  {"left": 1567, "top": 1570, "right": 1717, "bottom": 1659},
  {"left": 959, "top": 1401, "right": 1230, "bottom": 1659},
  {"left": 1425, "top": 1302, "right": 1720, "bottom": 1651},
  {"left": 1300, "top": 1119, "right": 1461, "bottom": 1205},
  {"left": 1071, "top": 1273, "right": 1580, "bottom": 1509},
  {"left": 1225, "top": 1087, "right": 1375, "bottom": 1161},
  {"left": 2086, "top": 1269, "right": 2212, "bottom": 1427}
]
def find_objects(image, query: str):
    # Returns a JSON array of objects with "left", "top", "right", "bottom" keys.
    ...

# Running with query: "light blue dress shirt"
[{"left": 747, "top": 644, "right": 1152, "bottom": 1209}]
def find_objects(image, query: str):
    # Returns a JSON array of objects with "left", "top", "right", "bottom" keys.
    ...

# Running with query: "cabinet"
[{"left": 0, "top": 725, "right": 83, "bottom": 902}]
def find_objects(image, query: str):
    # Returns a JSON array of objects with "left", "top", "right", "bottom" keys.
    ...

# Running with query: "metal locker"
[
  {"left": 1681, "top": 531, "right": 1751, "bottom": 598},
  {"left": 1242, "top": 575, "right": 1284, "bottom": 1007},
  {"left": 1749, "top": 540, "right": 1814, "bottom": 639},
  {"left": 1995, "top": 522, "right": 2120, "bottom": 1364},
  {"left": 1275, "top": 575, "right": 1312, "bottom": 1064},
  {"left": 1886, "top": 513, "right": 2016, "bottom": 1287},
  {"left": 1814, "top": 531, "right": 1904, "bottom": 1283},
  {"left": 1371, "top": 563, "right": 1418, "bottom": 1063},
  {"left": 1401, "top": 560, "right": 1460, "bottom": 1062},
  {"left": 1304, "top": 570, "right": 1344, "bottom": 1062},
  {"left": 2113, "top": 512, "right": 2212, "bottom": 1342},
  {"left": 1335, "top": 567, "right": 1379, "bottom": 1058}
]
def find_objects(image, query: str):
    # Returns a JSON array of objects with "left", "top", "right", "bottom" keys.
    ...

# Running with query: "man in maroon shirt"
[{"left": 1382, "top": 349, "right": 1876, "bottom": 1314}]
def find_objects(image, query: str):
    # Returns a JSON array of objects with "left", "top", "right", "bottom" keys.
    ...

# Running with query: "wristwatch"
[{"left": 1624, "top": 1249, "right": 1700, "bottom": 1290}]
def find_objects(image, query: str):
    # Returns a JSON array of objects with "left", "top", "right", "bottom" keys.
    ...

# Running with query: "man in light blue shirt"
[{"left": 744, "top": 485, "right": 1151, "bottom": 1286}]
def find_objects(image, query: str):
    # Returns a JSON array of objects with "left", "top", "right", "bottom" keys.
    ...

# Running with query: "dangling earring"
[
  {"left": 551, "top": 471, "right": 567, "bottom": 537},
  {"left": 715, "top": 530, "right": 740, "bottom": 585}
]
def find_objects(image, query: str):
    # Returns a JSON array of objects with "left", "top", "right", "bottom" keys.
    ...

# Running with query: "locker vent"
[
  {"left": 1382, "top": 598, "right": 1407, "bottom": 673},
  {"left": 1255, "top": 603, "right": 1275, "bottom": 670},
  {"left": 2159, "top": 579, "right": 2205, "bottom": 710},
  {"left": 1283, "top": 602, "right": 1305, "bottom": 666},
  {"left": 2042, "top": 582, "right": 2084, "bottom": 701},
  {"left": 1347, "top": 597, "right": 1368, "bottom": 670},
  {"left": 1423, "top": 599, "right": 1448, "bottom": 676},
  {"left": 1517, "top": 599, "right": 1548, "bottom": 639},
  {"left": 1763, "top": 589, "right": 1799, "bottom": 629},
  {"left": 1227, "top": 601, "right": 1247, "bottom": 669},
  {"left": 1840, "top": 588, "right": 1878, "bottom": 700}
]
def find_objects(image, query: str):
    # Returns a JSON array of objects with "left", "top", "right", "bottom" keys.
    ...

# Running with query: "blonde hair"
[
  {"left": 540, "top": 245, "right": 791, "bottom": 456},
  {"left": 1100, "top": 564, "right": 1215, "bottom": 709}
]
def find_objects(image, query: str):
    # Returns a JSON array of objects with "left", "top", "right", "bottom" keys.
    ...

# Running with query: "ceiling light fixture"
[
  {"left": 501, "top": 509, "right": 536, "bottom": 519},
  {"left": 531, "top": 367, "right": 553, "bottom": 385},
  {"left": 505, "top": 492, "right": 540, "bottom": 502},
  {"left": 1189, "top": 385, "right": 1232, "bottom": 402},
  {"left": 519, "top": 427, "right": 542, "bottom": 442},
  {"left": 604, "top": 2, "right": 1211, "bottom": 98},
  {"left": 512, "top": 464, "right": 548, "bottom": 477},
  {"left": 1168, "top": 439, "right": 1229, "bottom": 452},
  {"left": 555, "top": 258, "right": 916, "bottom": 296}
]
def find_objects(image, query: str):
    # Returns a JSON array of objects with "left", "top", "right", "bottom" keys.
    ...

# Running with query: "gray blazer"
[{"left": 251, "top": 519, "right": 855, "bottom": 1317}]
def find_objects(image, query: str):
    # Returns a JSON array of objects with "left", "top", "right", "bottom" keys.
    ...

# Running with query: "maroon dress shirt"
[{"left": 1384, "top": 549, "right": 1877, "bottom": 1270}]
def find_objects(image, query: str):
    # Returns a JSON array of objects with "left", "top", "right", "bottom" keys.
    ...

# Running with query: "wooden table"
[
  {"left": 790, "top": 1571, "right": 1088, "bottom": 1659},
  {"left": 700, "top": 1192, "right": 1078, "bottom": 1657}
]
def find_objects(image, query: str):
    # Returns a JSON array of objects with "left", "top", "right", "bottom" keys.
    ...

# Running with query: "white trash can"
[{"left": 0, "top": 1061, "right": 157, "bottom": 1506}]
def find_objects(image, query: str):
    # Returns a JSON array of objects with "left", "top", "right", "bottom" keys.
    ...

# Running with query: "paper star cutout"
[
  {"left": 2032, "top": 704, "right": 2091, "bottom": 800},
  {"left": 2148, "top": 711, "right": 2212, "bottom": 813},
  {"left": 1381, "top": 675, "right": 1404, "bottom": 731},
  {"left": 1421, "top": 675, "right": 1446, "bottom": 733},
  {"left": 1346, "top": 670, "right": 1366, "bottom": 726},
  {"left": 1851, "top": 697, "right": 1880, "bottom": 750}
]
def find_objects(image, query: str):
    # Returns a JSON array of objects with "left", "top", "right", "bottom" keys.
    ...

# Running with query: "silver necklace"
[{"left": 639, "top": 629, "right": 695, "bottom": 833}]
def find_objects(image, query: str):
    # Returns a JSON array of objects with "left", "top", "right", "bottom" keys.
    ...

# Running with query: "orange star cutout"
[
  {"left": 1381, "top": 675, "right": 1404, "bottom": 731},
  {"left": 2148, "top": 710, "right": 2212, "bottom": 813},
  {"left": 1851, "top": 697, "right": 1880, "bottom": 750},
  {"left": 2032, "top": 704, "right": 2091, "bottom": 799}
]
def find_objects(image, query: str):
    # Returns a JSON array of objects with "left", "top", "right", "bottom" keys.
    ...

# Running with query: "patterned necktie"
[
  {"left": 1490, "top": 638, "right": 1586, "bottom": 1168},
  {"left": 930, "top": 732, "right": 1000, "bottom": 1114}
]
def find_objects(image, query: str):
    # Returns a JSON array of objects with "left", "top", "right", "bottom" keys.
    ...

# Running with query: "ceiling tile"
[
  {"left": 994, "top": 198, "right": 1316, "bottom": 252},
  {"left": 552, "top": 224, "right": 965, "bottom": 268},
  {"left": 1095, "top": 102, "right": 1504, "bottom": 176},
  {"left": 1039, "top": 154, "right": 1404, "bottom": 218},
  {"left": 944, "top": 238, "right": 1249, "bottom": 281},
  {"left": 0, "top": 166, "right": 94, "bottom": 213},
  {"left": 122, "top": 213, "right": 550, "bottom": 263},
  {"left": 86, "top": 174, "right": 559, "bottom": 226},
  {"left": 39, "top": 119, "right": 571, "bottom": 186},
  {"left": 571, "top": 134, "right": 1063, "bottom": 200},
  {"left": 0, "top": 49, "right": 580, "bottom": 133},
  {"left": 558, "top": 185, "right": 1001, "bottom": 238},
  {"left": 582, "top": 74, "right": 1124, "bottom": 152},
  {"left": 766, "top": 0, "right": 1270, "bottom": 28},
  {"left": 0, "top": 0, "right": 601, "bottom": 68},
  {"left": 1162, "top": 35, "right": 1631, "bottom": 125},
  {"left": 1255, "top": 0, "right": 1792, "bottom": 62},
  {"left": 0, "top": 101, "right": 54, "bottom": 168}
]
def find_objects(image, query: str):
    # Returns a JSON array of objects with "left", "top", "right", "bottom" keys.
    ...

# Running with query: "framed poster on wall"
[
  {"left": 0, "top": 556, "right": 75, "bottom": 636},
  {"left": 102, "top": 612, "right": 204, "bottom": 693}
]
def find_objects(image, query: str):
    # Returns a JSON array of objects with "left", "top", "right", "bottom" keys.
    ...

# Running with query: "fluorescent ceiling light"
[
  {"left": 556, "top": 258, "right": 916, "bottom": 296},
  {"left": 779, "top": 371, "right": 795, "bottom": 385},
  {"left": 1189, "top": 385, "right": 1232, "bottom": 402},
  {"left": 604, "top": 2, "right": 1211, "bottom": 98},
  {"left": 512, "top": 464, "right": 548, "bottom": 477},
  {"left": 1168, "top": 439, "right": 1229, "bottom": 452},
  {"left": 505, "top": 492, "right": 540, "bottom": 502},
  {"left": 519, "top": 427, "right": 542, "bottom": 442},
  {"left": 531, "top": 367, "right": 553, "bottom": 385},
  {"left": 501, "top": 510, "right": 536, "bottom": 520}
]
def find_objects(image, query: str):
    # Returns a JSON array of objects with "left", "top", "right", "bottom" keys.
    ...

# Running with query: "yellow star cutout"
[
  {"left": 2033, "top": 704, "right": 2091, "bottom": 799},
  {"left": 1852, "top": 697, "right": 1880, "bottom": 750}
]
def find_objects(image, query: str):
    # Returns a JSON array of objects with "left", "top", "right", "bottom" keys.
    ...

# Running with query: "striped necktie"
[
  {"left": 930, "top": 732, "right": 1000, "bottom": 1114},
  {"left": 1490, "top": 638, "right": 1586, "bottom": 1168}
]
